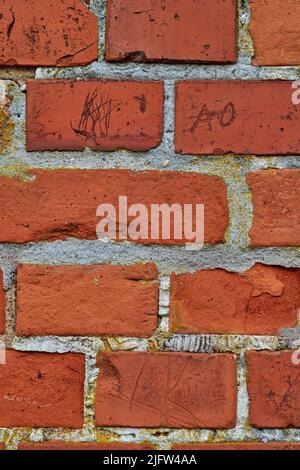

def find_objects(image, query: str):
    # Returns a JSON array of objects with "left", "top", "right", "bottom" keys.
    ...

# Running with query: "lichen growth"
[
  {"left": 0, "top": 107, "right": 15, "bottom": 153},
  {"left": 0, "top": 161, "right": 34, "bottom": 182}
]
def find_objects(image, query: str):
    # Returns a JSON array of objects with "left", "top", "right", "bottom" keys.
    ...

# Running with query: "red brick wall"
[{"left": 0, "top": 0, "right": 300, "bottom": 451}]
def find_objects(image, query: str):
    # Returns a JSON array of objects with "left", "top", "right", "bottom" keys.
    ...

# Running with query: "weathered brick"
[
  {"left": 0, "top": 0, "right": 98, "bottom": 67},
  {"left": 96, "top": 352, "right": 237, "bottom": 428},
  {"left": 106, "top": 0, "right": 237, "bottom": 64},
  {"left": 175, "top": 81, "right": 300, "bottom": 155},
  {"left": 18, "top": 442, "right": 153, "bottom": 450},
  {"left": 247, "top": 170, "right": 300, "bottom": 247},
  {"left": 170, "top": 264, "right": 300, "bottom": 336},
  {"left": 249, "top": 0, "right": 300, "bottom": 66},
  {"left": 173, "top": 443, "right": 300, "bottom": 450},
  {"left": 0, "top": 169, "right": 228, "bottom": 245},
  {"left": 16, "top": 263, "right": 158, "bottom": 337},
  {"left": 26, "top": 80, "right": 164, "bottom": 151},
  {"left": 0, "top": 270, "right": 5, "bottom": 334},
  {"left": 247, "top": 351, "right": 300, "bottom": 428},
  {"left": 0, "top": 351, "right": 84, "bottom": 428}
]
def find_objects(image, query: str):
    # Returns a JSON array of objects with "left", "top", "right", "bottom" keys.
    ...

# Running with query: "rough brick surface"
[
  {"left": 247, "top": 170, "right": 300, "bottom": 247},
  {"left": 173, "top": 443, "right": 300, "bottom": 450},
  {"left": 26, "top": 80, "right": 164, "bottom": 151},
  {"left": 0, "top": 270, "right": 5, "bottom": 334},
  {"left": 0, "top": 351, "right": 84, "bottom": 428},
  {"left": 96, "top": 352, "right": 237, "bottom": 428},
  {"left": 170, "top": 264, "right": 300, "bottom": 336},
  {"left": 0, "top": 0, "right": 98, "bottom": 67},
  {"left": 16, "top": 263, "right": 158, "bottom": 337},
  {"left": 106, "top": 0, "right": 237, "bottom": 64},
  {"left": 18, "top": 442, "right": 153, "bottom": 450},
  {"left": 0, "top": 169, "right": 228, "bottom": 245},
  {"left": 247, "top": 351, "right": 300, "bottom": 428},
  {"left": 175, "top": 81, "right": 300, "bottom": 155},
  {"left": 249, "top": 0, "right": 300, "bottom": 66}
]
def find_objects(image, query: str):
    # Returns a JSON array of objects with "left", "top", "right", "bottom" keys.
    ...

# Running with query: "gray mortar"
[{"left": 0, "top": 0, "right": 300, "bottom": 449}]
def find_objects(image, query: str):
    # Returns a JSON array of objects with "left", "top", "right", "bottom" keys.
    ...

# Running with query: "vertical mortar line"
[
  {"left": 157, "top": 274, "right": 170, "bottom": 336},
  {"left": 83, "top": 349, "right": 99, "bottom": 435},
  {"left": 224, "top": 164, "right": 253, "bottom": 248},
  {"left": 3, "top": 264, "right": 17, "bottom": 348},
  {"left": 163, "top": 80, "right": 175, "bottom": 159},
  {"left": 237, "top": 0, "right": 254, "bottom": 63},
  {"left": 236, "top": 351, "right": 250, "bottom": 433},
  {"left": 95, "top": 0, "right": 107, "bottom": 61}
]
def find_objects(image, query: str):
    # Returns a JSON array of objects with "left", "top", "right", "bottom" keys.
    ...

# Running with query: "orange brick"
[
  {"left": 247, "top": 351, "right": 300, "bottom": 428},
  {"left": 0, "top": 0, "right": 98, "bottom": 66},
  {"left": 106, "top": 0, "right": 237, "bottom": 63},
  {"left": 0, "top": 169, "right": 228, "bottom": 245},
  {"left": 0, "top": 351, "right": 85, "bottom": 428},
  {"left": 176, "top": 81, "right": 300, "bottom": 155},
  {"left": 96, "top": 352, "right": 237, "bottom": 428},
  {"left": 26, "top": 80, "right": 164, "bottom": 152},
  {"left": 249, "top": 0, "right": 300, "bottom": 65},
  {"left": 16, "top": 264, "right": 158, "bottom": 337},
  {"left": 247, "top": 170, "right": 300, "bottom": 247},
  {"left": 170, "top": 264, "right": 300, "bottom": 336}
]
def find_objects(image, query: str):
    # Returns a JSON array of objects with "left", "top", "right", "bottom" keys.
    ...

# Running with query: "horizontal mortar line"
[
  {"left": 0, "top": 243, "right": 299, "bottom": 270},
  {"left": 3, "top": 426, "right": 300, "bottom": 436},
  {"left": 8, "top": 335, "right": 291, "bottom": 353},
  {"left": 35, "top": 61, "right": 300, "bottom": 81},
  {"left": 3, "top": 155, "right": 300, "bottom": 172}
]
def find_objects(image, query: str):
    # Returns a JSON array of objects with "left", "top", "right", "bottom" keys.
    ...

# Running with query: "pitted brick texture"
[
  {"left": 175, "top": 81, "right": 300, "bottom": 155},
  {"left": 247, "top": 351, "right": 300, "bottom": 428},
  {"left": 247, "top": 170, "right": 300, "bottom": 247},
  {"left": 0, "top": 0, "right": 98, "bottom": 66},
  {"left": 0, "top": 351, "right": 85, "bottom": 428},
  {"left": 96, "top": 352, "right": 237, "bottom": 428},
  {"left": 26, "top": 80, "right": 164, "bottom": 151},
  {"left": 0, "top": 169, "right": 228, "bottom": 245},
  {"left": 170, "top": 264, "right": 300, "bottom": 336},
  {"left": 16, "top": 263, "right": 159, "bottom": 337},
  {"left": 106, "top": 0, "right": 237, "bottom": 64},
  {"left": 249, "top": 0, "right": 300, "bottom": 66}
]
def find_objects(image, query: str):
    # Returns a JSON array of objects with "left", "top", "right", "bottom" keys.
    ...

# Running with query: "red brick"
[
  {"left": 247, "top": 351, "right": 300, "bottom": 428},
  {"left": 18, "top": 442, "right": 153, "bottom": 450},
  {"left": 0, "top": 0, "right": 98, "bottom": 67},
  {"left": 247, "top": 170, "right": 300, "bottom": 247},
  {"left": 0, "top": 169, "right": 228, "bottom": 245},
  {"left": 173, "top": 443, "right": 300, "bottom": 450},
  {"left": 0, "top": 443, "right": 4, "bottom": 450},
  {"left": 170, "top": 264, "right": 300, "bottom": 336},
  {"left": 0, "top": 350, "right": 84, "bottom": 428},
  {"left": 175, "top": 81, "right": 300, "bottom": 155},
  {"left": 0, "top": 271, "right": 5, "bottom": 334},
  {"left": 16, "top": 263, "right": 158, "bottom": 337},
  {"left": 106, "top": 0, "right": 237, "bottom": 64},
  {"left": 249, "top": 0, "right": 300, "bottom": 66},
  {"left": 96, "top": 352, "right": 237, "bottom": 428},
  {"left": 26, "top": 80, "right": 163, "bottom": 151}
]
